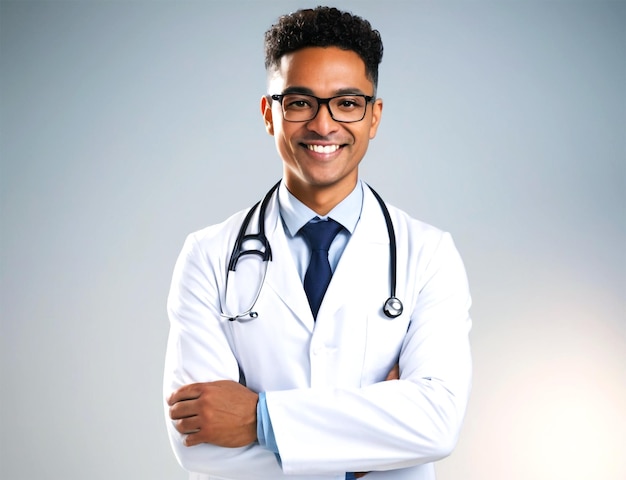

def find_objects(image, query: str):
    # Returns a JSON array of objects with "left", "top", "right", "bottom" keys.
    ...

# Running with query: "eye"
[
  {"left": 283, "top": 95, "right": 314, "bottom": 110},
  {"left": 334, "top": 96, "right": 365, "bottom": 110}
]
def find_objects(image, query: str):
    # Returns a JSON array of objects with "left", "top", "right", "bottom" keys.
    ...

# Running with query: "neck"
[{"left": 285, "top": 179, "right": 357, "bottom": 216}]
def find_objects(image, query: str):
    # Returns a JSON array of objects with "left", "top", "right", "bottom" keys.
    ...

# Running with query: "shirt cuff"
[{"left": 256, "top": 392, "right": 279, "bottom": 454}]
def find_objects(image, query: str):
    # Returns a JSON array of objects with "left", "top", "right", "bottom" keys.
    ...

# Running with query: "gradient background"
[{"left": 1, "top": 1, "right": 624, "bottom": 479}]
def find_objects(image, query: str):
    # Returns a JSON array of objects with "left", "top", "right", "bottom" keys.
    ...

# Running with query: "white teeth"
[{"left": 307, "top": 144, "right": 340, "bottom": 154}]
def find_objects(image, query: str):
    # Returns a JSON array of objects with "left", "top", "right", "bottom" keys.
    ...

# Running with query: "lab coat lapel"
[
  {"left": 262, "top": 192, "right": 316, "bottom": 332},
  {"left": 319, "top": 188, "right": 390, "bottom": 319}
]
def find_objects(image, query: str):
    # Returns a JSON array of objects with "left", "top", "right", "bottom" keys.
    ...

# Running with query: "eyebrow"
[{"left": 281, "top": 86, "right": 370, "bottom": 96}]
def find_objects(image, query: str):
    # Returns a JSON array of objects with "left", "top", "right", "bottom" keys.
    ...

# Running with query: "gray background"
[{"left": 1, "top": 0, "right": 624, "bottom": 479}]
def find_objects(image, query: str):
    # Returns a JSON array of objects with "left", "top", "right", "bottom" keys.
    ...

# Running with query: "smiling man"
[
  {"left": 165, "top": 7, "right": 472, "bottom": 480},
  {"left": 261, "top": 45, "right": 382, "bottom": 215}
]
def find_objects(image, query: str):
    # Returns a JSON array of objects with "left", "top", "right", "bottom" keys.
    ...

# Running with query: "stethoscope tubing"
[
  {"left": 366, "top": 184, "right": 404, "bottom": 318},
  {"left": 222, "top": 180, "right": 403, "bottom": 320},
  {"left": 366, "top": 185, "right": 397, "bottom": 300},
  {"left": 227, "top": 181, "right": 280, "bottom": 272}
]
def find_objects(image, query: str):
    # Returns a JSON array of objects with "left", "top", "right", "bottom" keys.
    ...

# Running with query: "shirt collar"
[{"left": 278, "top": 181, "right": 363, "bottom": 237}]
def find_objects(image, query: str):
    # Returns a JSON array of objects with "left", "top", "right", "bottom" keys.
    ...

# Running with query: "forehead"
[{"left": 268, "top": 46, "right": 373, "bottom": 95}]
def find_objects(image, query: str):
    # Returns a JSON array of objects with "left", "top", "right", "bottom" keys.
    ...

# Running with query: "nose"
[{"left": 306, "top": 102, "right": 339, "bottom": 136}]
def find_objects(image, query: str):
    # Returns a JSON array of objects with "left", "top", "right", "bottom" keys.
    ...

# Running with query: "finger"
[
  {"left": 183, "top": 431, "right": 205, "bottom": 447},
  {"left": 173, "top": 416, "right": 202, "bottom": 435},
  {"left": 167, "top": 384, "right": 201, "bottom": 406},
  {"left": 169, "top": 397, "right": 200, "bottom": 420}
]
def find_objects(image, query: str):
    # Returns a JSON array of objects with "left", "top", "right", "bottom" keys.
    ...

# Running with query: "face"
[{"left": 261, "top": 46, "right": 383, "bottom": 212}]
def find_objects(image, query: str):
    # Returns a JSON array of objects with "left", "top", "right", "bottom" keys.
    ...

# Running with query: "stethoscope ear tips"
[{"left": 383, "top": 296, "right": 403, "bottom": 318}]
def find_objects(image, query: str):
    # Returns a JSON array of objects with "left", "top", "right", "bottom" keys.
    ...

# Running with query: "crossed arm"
[
  {"left": 167, "top": 364, "right": 401, "bottom": 448},
  {"left": 167, "top": 365, "right": 401, "bottom": 478}
]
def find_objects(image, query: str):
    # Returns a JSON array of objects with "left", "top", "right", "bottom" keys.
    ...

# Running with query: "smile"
[{"left": 306, "top": 144, "right": 341, "bottom": 154}]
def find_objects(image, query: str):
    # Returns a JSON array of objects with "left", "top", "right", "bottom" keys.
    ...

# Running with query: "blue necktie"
[{"left": 300, "top": 218, "right": 343, "bottom": 318}]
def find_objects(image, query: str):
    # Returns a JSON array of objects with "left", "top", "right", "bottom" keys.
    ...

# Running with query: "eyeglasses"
[{"left": 271, "top": 93, "right": 375, "bottom": 123}]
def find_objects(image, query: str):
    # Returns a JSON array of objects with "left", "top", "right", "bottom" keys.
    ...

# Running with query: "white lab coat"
[{"left": 164, "top": 185, "right": 472, "bottom": 479}]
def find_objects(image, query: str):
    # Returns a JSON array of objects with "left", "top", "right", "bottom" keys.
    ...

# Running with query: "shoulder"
[
  {"left": 189, "top": 208, "right": 249, "bottom": 242},
  {"left": 362, "top": 185, "right": 447, "bottom": 245},
  {"left": 178, "top": 207, "right": 252, "bottom": 262},
  {"left": 176, "top": 183, "right": 282, "bottom": 264},
  {"left": 362, "top": 188, "right": 462, "bottom": 266},
  {"left": 386, "top": 203, "right": 442, "bottom": 236},
  {"left": 385, "top": 204, "right": 468, "bottom": 291}
]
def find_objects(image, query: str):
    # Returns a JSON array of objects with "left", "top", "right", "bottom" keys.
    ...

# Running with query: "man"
[{"left": 165, "top": 6, "right": 472, "bottom": 480}]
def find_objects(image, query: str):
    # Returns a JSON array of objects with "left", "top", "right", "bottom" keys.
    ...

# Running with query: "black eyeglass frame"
[{"left": 270, "top": 93, "right": 376, "bottom": 123}]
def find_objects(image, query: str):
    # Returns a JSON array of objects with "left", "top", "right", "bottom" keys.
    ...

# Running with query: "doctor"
[{"left": 165, "top": 6, "right": 472, "bottom": 480}]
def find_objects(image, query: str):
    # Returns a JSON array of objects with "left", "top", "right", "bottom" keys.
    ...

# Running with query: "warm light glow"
[
  {"left": 439, "top": 276, "right": 626, "bottom": 480},
  {"left": 513, "top": 364, "right": 623, "bottom": 479}
]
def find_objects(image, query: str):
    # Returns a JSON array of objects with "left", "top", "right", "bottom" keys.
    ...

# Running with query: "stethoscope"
[{"left": 220, "top": 181, "right": 404, "bottom": 321}]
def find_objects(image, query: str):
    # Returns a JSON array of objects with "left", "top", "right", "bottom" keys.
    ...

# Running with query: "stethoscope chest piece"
[{"left": 383, "top": 296, "right": 403, "bottom": 318}]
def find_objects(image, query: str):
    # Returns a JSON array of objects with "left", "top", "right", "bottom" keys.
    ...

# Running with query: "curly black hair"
[{"left": 264, "top": 6, "right": 383, "bottom": 89}]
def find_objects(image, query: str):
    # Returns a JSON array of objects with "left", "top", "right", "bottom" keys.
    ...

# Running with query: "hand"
[
  {"left": 385, "top": 363, "right": 400, "bottom": 381},
  {"left": 168, "top": 380, "right": 259, "bottom": 447}
]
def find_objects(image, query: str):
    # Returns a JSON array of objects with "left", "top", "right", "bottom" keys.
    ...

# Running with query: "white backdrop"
[{"left": 1, "top": 1, "right": 624, "bottom": 479}]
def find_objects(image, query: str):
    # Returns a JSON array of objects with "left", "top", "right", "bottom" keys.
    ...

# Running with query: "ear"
[
  {"left": 368, "top": 98, "right": 383, "bottom": 139},
  {"left": 260, "top": 95, "right": 274, "bottom": 136}
]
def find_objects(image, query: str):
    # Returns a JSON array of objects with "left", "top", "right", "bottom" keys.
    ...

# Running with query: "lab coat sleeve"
[
  {"left": 163, "top": 231, "right": 285, "bottom": 479},
  {"left": 265, "top": 231, "right": 473, "bottom": 476}
]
